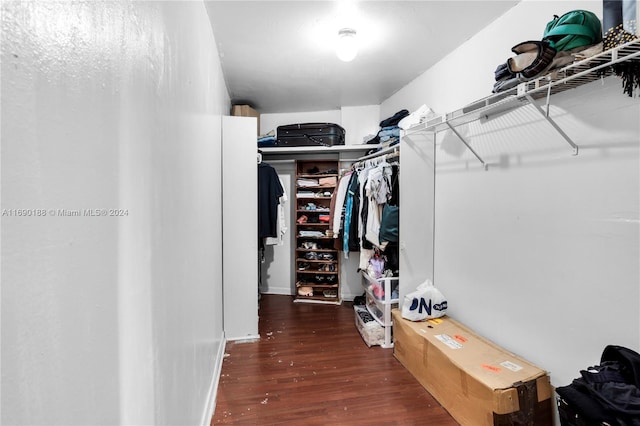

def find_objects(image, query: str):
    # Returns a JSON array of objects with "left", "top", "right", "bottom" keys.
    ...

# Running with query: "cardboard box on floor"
[
  {"left": 231, "top": 104, "right": 260, "bottom": 136},
  {"left": 392, "top": 310, "right": 553, "bottom": 425}
]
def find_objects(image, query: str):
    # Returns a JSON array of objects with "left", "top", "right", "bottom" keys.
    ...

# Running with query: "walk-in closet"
[{"left": 3, "top": 1, "right": 639, "bottom": 425}]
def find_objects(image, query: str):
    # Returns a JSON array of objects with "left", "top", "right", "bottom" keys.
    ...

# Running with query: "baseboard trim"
[
  {"left": 226, "top": 334, "right": 260, "bottom": 343},
  {"left": 260, "top": 287, "right": 292, "bottom": 296},
  {"left": 261, "top": 290, "right": 357, "bottom": 302},
  {"left": 340, "top": 293, "right": 358, "bottom": 302},
  {"left": 200, "top": 333, "right": 227, "bottom": 426}
]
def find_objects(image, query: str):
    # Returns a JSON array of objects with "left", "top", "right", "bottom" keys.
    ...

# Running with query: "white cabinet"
[{"left": 223, "top": 116, "right": 259, "bottom": 340}]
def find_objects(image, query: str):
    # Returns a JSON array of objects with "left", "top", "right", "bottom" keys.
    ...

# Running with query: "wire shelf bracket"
[
  {"left": 524, "top": 93, "right": 579, "bottom": 155},
  {"left": 444, "top": 122, "right": 488, "bottom": 170}
]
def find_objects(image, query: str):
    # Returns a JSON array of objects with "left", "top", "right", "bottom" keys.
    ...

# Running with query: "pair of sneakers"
[
  {"left": 323, "top": 289, "right": 337, "bottom": 298},
  {"left": 301, "top": 241, "right": 318, "bottom": 250},
  {"left": 305, "top": 251, "right": 319, "bottom": 260},
  {"left": 298, "top": 215, "right": 321, "bottom": 224},
  {"left": 298, "top": 262, "right": 311, "bottom": 271},
  {"left": 315, "top": 274, "right": 336, "bottom": 284},
  {"left": 318, "top": 264, "right": 335, "bottom": 272},
  {"left": 301, "top": 203, "right": 316, "bottom": 211}
]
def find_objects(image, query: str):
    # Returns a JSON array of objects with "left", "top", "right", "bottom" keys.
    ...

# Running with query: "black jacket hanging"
[{"left": 258, "top": 162, "right": 284, "bottom": 239}]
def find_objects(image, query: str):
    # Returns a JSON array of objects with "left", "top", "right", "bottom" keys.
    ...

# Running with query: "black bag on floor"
[
  {"left": 601, "top": 345, "right": 640, "bottom": 385},
  {"left": 276, "top": 123, "right": 345, "bottom": 147},
  {"left": 556, "top": 345, "right": 640, "bottom": 426}
]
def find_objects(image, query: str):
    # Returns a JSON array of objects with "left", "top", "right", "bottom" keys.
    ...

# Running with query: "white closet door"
[
  {"left": 399, "top": 130, "right": 436, "bottom": 303},
  {"left": 222, "top": 116, "right": 258, "bottom": 340}
]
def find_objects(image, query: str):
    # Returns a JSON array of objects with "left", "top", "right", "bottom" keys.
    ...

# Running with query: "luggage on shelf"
[{"left": 276, "top": 123, "right": 345, "bottom": 147}]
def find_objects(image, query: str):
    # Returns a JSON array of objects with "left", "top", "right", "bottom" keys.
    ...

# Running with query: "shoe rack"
[{"left": 294, "top": 159, "right": 341, "bottom": 304}]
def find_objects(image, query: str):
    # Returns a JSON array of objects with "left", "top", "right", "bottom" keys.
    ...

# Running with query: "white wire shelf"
[
  {"left": 410, "top": 39, "right": 640, "bottom": 135},
  {"left": 404, "top": 39, "right": 640, "bottom": 170}
]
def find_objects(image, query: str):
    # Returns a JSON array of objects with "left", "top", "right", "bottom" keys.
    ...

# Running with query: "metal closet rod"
[
  {"left": 351, "top": 148, "right": 400, "bottom": 170},
  {"left": 262, "top": 158, "right": 363, "bottom": 164},
  {"left": 258, "top": 146, "right": 397, "bottom": 165},
  {"left": 262, "top": 159, "right": 296, "bottom": 164},
  {"left": 357, "top": 145, "right": 398, "bottom": 161}
]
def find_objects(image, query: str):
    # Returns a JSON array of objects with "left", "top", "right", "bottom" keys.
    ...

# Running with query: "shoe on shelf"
[
  {"left": 323, "top": 289, "right": 337, "bottom": 298},
  {"left": 298, "top": 262, "right": 310, "bottom": 271},
  {"left": 298, "top": 286, "right": 313, "bottom": 297},
  {"left": 318, "top": 263, "right": 335, "bottom": 272},
  {"left": 305, "top": 251, "right": 319, "bottom": 260},
  {"left": 297, "top": 215, "right": 308, "bottom": 224}
]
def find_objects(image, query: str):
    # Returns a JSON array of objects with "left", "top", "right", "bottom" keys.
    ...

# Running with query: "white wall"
[
  {"left": 1, "top": 1, "right": 230, "bottom": 424},
  {"left": 341, "top": 105, "right": 381, "bottom": 145},
  {"left": 383, "top": 0, "right": 640, "bottom": 390}
]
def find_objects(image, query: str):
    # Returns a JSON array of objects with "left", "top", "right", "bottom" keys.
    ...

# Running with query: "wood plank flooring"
[{"left": 211, "top": 294, "right": 458, "bottom": 425}]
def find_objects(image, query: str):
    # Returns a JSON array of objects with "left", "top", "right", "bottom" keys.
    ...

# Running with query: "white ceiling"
[{"left": 205, "top": 1, "right": 519, "bottom": 114}]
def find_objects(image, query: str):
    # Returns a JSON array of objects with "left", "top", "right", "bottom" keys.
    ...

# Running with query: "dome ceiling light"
[{"left": 336, "top": 27, "right": 357, "bottom": 62}]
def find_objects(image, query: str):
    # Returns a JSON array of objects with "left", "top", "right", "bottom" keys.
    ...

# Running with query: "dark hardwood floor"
[{"left": 211, "top": 294, "right": 458, "bottom": 425}]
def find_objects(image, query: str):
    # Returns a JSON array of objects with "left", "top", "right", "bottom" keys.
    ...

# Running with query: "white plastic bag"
[{"left": 401, "top": 279, "right": 448, "bottom": 321}]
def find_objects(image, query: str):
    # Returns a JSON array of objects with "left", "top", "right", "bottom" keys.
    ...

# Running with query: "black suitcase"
[{"left": 276, "top": 123, "right": 345, "bottom": 147}]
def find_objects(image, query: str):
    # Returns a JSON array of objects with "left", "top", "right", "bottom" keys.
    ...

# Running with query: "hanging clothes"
[
  {"left": 358, "top": 165, "right": 371, "bottom": 249},
  {"left": 258, "top": 162, "right": 284, "bottom": 240},
  {"left": 378, "top": 163, "right": 400, "bottom": 250},
  {"left": 330, "top": 171, "right": 351, "bottom": 249},
  {"left": 265, "top": 177, "right": 287, "bottom": 246},
  {"left": 367, "top": 160, "right": 393, "bottom": 204},
  {"left": 342, "top": 171, "right": 360, "bottom": 257},
  {"left": 329, "top": 151, "right": 400, "bottom": 270},
  {"left": 388, "top": 164, "right": 400, "bottom": 206},
  {"left": 357, "top": 164, "right": 375, "bottom": 270},
  {"left": 364, "top": 160, "right": 393, "bottom": 248}
]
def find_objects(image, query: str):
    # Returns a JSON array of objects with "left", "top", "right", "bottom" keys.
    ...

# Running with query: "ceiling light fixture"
[{"left": 336, "top": 28, "right": 357, "bottom": 62}]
